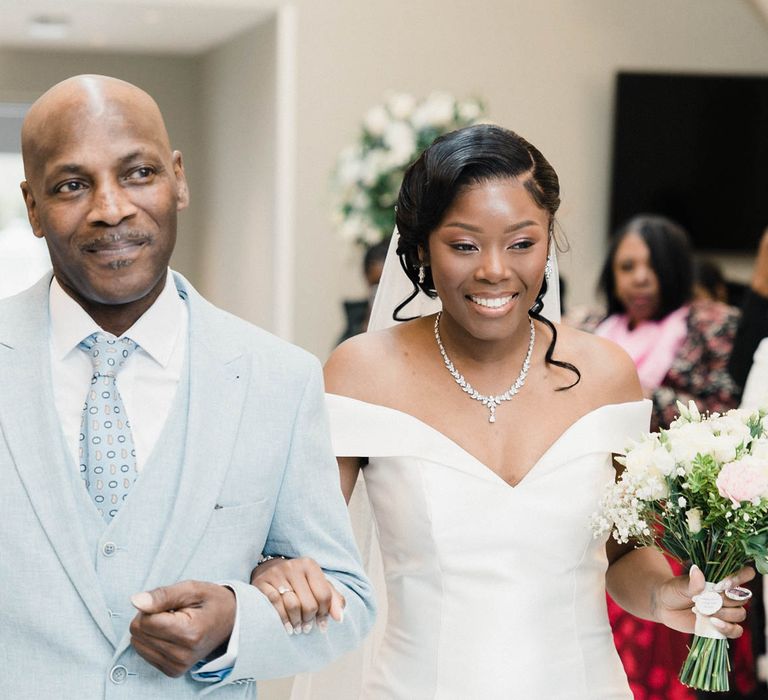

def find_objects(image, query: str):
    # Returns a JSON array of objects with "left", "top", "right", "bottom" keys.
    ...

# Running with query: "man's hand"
[{"left": 129, "top": 581, "right": 236, "bottom": 677}]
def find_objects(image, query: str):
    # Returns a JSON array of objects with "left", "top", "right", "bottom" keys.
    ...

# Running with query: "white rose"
[
  {"left": 710, "top": 413, "right": 752, "bottom": 443},
  {"left": 383, "top": 121, "right": 417, "bottom": 168},
  {"left": 710, "top": 433, "right": 741, "bottom": 463},
  {"left": 360, "top": 150, "right": 388, "bottom": 186},
  {"left": 336, "top": 146, "right": 364, "bottom": 187},
  {"left": 412, "top": 91, "right": 456, "bottom": 129},
  {"left": 653, "top": 442, "right": 677, "bottom": 476},
  {"left": 351, "top": 191, "right": 370, "bottom": 210},
  {"left": 458, "top": 100, "right": 482, "bottom": 122},
  {"left": 623, "top": 437, "right": 656, "bottom": 477},
  {"left": 386, "top": 92, "right": 416, "bottom": 120},
  {"left": 338, "top": 215, "right": 366, "bottom": 242},
  {"left": 667, "top": 422, "right": 719, "bottom": 469},
  {"left": 686, "top": 508, "right": 703, "bottom": 534},
  {"left": 751, "top": 438, "right": 768, "bottom": 460},
  {"left": 623, "top": 435, "right": 675, "bottom": 485},
  {"left": 360, "top": 221, "right": 382, "bottom": 246},
  {"left": 364, "top": 105, "right": 390, "bottom": 137}
]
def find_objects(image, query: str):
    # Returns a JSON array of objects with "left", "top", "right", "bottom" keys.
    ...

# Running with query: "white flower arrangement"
[
  {"left": 592, "top": 401, "right": 768, "bottom": 692},
  {"left": 331, "top": 91, "right": 485, "bottom": 247}
]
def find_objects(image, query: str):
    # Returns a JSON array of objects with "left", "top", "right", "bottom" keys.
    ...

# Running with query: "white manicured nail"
[
  {"left": 302, "top": 622, "right": 313, "bottom": 634},
  {"left": 284, "top": 623, "right": 293, "bottom": 635}
]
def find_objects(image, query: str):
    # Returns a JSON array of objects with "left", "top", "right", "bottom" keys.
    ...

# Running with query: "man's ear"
[
  {"left": 172, "top": 151, "right": 190, "bottom": 211},
  {"left": 20, "top": 181, "right": 44, "bottom": 239}
]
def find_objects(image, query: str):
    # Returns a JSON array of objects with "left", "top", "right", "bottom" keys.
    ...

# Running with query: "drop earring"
[
  {"left": 418, "top": 264, "right": 426, "bottom": 285},
  {"left": 544, "top": 253, "right": 554, "bottom": 283}
]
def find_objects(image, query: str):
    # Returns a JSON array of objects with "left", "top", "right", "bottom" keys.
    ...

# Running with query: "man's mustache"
[{"left": 80, "top": 231, "right": 151, "bottom": 251}]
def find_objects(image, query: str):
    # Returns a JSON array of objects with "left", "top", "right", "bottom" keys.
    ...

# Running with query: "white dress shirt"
[
  {"left": 48, "top": 270, "right": 239, "bottom": 677},
  {"left": 49, "top": 270, "right": 187, "bottom": 472}
]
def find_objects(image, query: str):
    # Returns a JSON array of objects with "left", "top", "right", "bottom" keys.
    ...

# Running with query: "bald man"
[{"left": 0, "top": 75, "right": 374, "bottom": 698}]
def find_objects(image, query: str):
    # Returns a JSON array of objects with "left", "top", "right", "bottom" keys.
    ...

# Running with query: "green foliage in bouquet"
[
  {"left": 331, "top": 92, "right": 485, "bottom": 247},
  {"left": 592, "top": 401, "right": 768, "bottom": 692}
]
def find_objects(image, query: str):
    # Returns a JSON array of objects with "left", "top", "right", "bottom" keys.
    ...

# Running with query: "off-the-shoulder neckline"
[{"left": 326, "top": 395, "right": 650, "bottom": 489}]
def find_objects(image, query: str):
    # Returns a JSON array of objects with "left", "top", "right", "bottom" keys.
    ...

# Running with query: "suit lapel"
[
  {"left": 138, "top": 275, "right": 251, "bottom": 592},
  {"left": 0, "top": 276, "right": 117, "bottom": 646}
]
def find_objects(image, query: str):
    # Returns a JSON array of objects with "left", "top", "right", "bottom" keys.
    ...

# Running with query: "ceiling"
[
  {"left": 2, "top": 0, "right": 766, "bottom": 57},
  {"left": 0, "top": 0, "right": 274, "bottom": 55}
]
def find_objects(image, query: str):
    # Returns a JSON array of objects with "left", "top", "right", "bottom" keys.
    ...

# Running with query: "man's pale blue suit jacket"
[{"left": 0, "top": 272, "right": 375, "bottom": 698}]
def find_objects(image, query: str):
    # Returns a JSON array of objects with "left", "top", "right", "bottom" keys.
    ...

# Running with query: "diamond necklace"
[{"left": 433, "top": 311, "right": 535, "bottom": 424}]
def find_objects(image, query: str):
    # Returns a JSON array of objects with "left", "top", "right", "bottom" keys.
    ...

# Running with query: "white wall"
[
  {"left": 198, "top": 19, "right": 278, "bottom": 330},
  {"left": 285, "top": 0, "right": 768, "bottom": 358},
  {"left": 5, "top": 2, "right": 767, "bottom": 361}
]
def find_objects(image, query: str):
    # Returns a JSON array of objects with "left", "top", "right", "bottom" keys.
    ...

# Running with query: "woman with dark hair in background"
[
  {"left": 254, "top": 128, "right": 751, "bottom": 699},
  {"left": 595, "top": 215, "right": 740, "bottom": 432},
  {"left": 593, "top": 215, "right": 751, "bottom": 700}
]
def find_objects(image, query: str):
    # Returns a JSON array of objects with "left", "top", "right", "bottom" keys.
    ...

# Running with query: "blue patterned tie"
[{"left": 79, "top": 332, "right": 139, "bottom": 521}]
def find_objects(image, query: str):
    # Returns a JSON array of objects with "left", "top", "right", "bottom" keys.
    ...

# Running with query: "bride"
[{"left": 252, "top": 124, "right": 751, "bottom": 698}]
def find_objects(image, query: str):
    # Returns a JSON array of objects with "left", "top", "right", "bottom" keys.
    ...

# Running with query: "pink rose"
[{"left": 716, "top": 457, "right": 768, "bottom": 506}]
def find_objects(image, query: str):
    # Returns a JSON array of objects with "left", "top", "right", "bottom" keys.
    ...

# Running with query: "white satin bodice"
[{"left": 327, "top": 395, "right": 651, "bottom": 700}]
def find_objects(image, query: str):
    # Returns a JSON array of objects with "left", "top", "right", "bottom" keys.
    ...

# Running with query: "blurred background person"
[
  {"left": 693, "top": 258, "right": 748, "bottom": 308},
  {"left": 693, "top": 258, "right": 730, "bottom": 304},
  {"left": 588, "top": 214, "right": 750, "bottom": 699},
  {"left": 337, "top": 237, "right": 390, "bottom": 344},
  {"left": 594, "top": 215, "right": 740, "bottom": 431}
]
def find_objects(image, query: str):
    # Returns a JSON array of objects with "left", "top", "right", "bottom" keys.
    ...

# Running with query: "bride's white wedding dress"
[{"left": 293, "top": 393, "right": 650, "bottom": 699}]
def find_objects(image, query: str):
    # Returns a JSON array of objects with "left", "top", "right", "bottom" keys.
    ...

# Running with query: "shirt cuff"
[{"left": 189, "top": 585, "right": 240, "bottom": 683}]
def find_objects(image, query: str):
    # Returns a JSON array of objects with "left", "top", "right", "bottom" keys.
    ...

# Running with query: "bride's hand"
[
  {"left": 653, "top": 564, "right": 754, "bottom": 638},
  {"left": 250, "top": 557, "right": 345, "bottom": 635}
]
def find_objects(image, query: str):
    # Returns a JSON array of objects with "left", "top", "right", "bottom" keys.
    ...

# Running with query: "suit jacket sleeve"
[{"left": 208, "top": 357, "right": 376, "bottom": 688}]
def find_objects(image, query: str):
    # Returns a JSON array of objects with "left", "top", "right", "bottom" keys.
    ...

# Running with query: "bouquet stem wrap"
[{"left": 682, "top": 580, "right": 729, "bottom": 691}]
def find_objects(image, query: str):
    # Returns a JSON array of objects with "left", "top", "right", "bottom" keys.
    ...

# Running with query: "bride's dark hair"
[{"left": 395, "top": 123, "right": 579, "bottom": 389}]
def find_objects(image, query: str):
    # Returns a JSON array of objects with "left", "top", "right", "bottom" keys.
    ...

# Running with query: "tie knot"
[{"left": 79, "top": 332, "right": 138, "bottom": 377}]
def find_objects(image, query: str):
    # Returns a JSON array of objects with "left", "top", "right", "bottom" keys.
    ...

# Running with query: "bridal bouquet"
[
  {"left": 592, "top": 401, "right": 768, "bottom": 692},
  {"left": 331, "top": 91, "right": 485, "bottom": 246}
]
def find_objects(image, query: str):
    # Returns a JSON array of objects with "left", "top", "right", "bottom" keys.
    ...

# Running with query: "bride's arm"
[{"left": 605, "top": 541, "right": 751, "bottom": 638}]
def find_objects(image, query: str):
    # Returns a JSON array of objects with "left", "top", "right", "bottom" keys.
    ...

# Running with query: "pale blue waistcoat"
[{"left": 68, "top": 361, "right": 190, "bottom": 642}]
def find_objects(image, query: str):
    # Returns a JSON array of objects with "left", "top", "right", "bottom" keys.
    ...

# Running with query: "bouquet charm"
[
  {"left": 592, "top": 400, "right": 766, "bottom": 692},
  {"left": 693, "top": 582, "right": 751, "bottom": 638}
]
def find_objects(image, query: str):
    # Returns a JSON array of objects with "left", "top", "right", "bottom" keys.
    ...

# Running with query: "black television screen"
[{"left": 609, "top": 72, "right": 768, "bottom": 252}]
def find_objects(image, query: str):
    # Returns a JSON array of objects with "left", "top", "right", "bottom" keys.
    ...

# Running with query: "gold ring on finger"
[{"left": 277, "top": 585, "right": 293, "bottom": 595}]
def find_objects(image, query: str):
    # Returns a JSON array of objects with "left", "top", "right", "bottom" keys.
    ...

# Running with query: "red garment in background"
[
  {"left": 608, "top": 591, "right": 694, "bottom": 700},
  {"left": 608, "top": 557, "right": 693, "bottom": 700}
]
